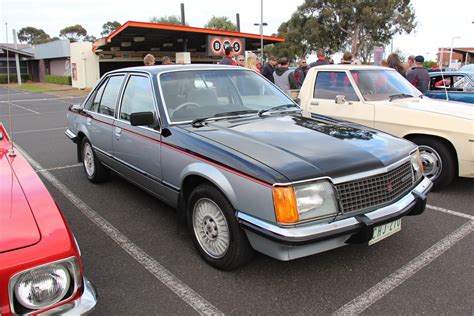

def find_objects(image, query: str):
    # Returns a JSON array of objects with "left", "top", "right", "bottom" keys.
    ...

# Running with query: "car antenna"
[
  {"left": 5, "top": 22, "right": 16, "bottom": 157},
  {"left": 440, "top": 67, "right": 449, "bottom": 102}
]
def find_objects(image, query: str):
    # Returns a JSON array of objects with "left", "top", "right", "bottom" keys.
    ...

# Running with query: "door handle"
[
  {"left": 310, "top": 100, "right": 319, "bottom": 106},
  {"left": 114, "top": 127, "right": 122, "bottom": 137}
]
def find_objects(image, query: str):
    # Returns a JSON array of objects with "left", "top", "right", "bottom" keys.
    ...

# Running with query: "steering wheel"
[{"left": 172, "top": 102, "right": 201, "bottom": 114}]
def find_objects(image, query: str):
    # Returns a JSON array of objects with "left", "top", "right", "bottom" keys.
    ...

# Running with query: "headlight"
[
  {"left": 9, "top": 257, "right": 82, "bottom": 313},
  {"left": 15, "top": 264, "right": 70, "bottom": 309},
  {"left": 273, "top": 180, "right": 339, "bottom": 224},
  {"left": 411, "top": 149, "right": 424, "bottom": 181}
]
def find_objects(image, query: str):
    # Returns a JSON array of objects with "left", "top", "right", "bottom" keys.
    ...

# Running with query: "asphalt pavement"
[{"left": 1, "top": 87, "right": 472, "bottom": 315}]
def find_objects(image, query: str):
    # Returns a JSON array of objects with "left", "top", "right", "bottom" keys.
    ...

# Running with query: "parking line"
[
  {"left": 0, "top": 110, "right": 66, "bottom": 118},
  {"left": 36, "top": 164, "right": 82, "bottom": 172},
  {"left": 17, "top": 146, "right": 223, "bottom": 316},
  {"left": 0, "top": 96, "right": 84, "bottom": 103},
  {"left": 333, "top": 220, "right": 474, "bottom": 316},
  {"left": 9, "top": 102, "right": 41, "bottom": 114},
  {"left": 14, "top": 126, "right": 68, "bottom": 134},
  {"left": 427, "top": 204, "right": 474, "bottom": 221}
]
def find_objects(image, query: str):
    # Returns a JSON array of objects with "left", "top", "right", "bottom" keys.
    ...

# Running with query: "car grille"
[{"left": 335, "top": 161, "right": 414, "bottom": 214}]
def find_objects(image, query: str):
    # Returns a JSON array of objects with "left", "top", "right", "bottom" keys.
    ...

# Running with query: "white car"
[{"left": 299, "top": 65, "right": 474, "bottom": 189}]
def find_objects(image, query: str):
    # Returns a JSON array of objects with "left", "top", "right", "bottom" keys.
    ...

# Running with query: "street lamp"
[
  {"left": 253, "top": 0, "right": 267, "bottom": 58},
  {"left": 449, "top": 36, "right": 461, "bottom": 68}
]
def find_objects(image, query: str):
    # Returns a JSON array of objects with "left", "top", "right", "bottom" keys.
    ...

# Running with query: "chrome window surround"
[
  {"left": 8, "top": 256, "right": 82, "bottom": 315},
  {"left": 156, "top": 68, "right": 297, "bottom": 126}
]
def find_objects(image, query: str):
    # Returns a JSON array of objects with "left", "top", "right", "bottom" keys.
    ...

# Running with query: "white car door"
[{"left": 306, "top": 70, "right": 375, "bottom": 127}]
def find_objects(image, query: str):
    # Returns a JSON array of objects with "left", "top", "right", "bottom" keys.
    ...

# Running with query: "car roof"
[
  {"left": 310, "top": 64, "right": 394, "bottom": 71},
  {"left": 106, "top": 64, "right": 246, "bottom": 76}
]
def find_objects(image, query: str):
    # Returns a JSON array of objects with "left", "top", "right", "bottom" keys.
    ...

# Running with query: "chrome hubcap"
[
  {"left": 193, "top": 198, "right": 230, "bottom": 258},
  {"left": 83, "top": 143, "right": 95, "bottom": 177},
  {"left": 419, "top": 145, "right": 442, "bottom": 181}
]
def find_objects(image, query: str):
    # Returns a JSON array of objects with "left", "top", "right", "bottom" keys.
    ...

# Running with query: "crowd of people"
[{"left": 143, "top": 47, "right": 433, "bottom": 95}]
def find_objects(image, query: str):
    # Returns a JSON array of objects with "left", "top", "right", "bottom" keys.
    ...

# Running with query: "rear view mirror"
[
  {"left": 130, "top": 112, "right": 155, "bottom": 126},
  {"left": 335, "top": 95, "right": 347, "bottom": 104}
]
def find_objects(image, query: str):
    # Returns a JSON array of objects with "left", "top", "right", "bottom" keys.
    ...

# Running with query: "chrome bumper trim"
[
  {"left": 238, "top": 177, "right": 432, "bottom": 243},
  {"left": 40, "top": 277, "right": 97, "bottom": 315},
  {"left": 65, "top": 129, "right": 78, "bottom": 143}
]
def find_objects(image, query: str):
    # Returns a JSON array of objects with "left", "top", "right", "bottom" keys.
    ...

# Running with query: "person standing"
[
  {"left": 310, "top": 49, "right": 328, "bottom": 67},
  {"left": 406, "top": 55, "right": 430, "bottom": 93},
  {"left": 220, "top": 46, "right": 237, "bottom": 65},
  {"left": 340, "top": 52, "right": 353, "bottom": 64},
  {"left": 273, "top": 57, "right": 299, "bottom": 96},
  {"left": 236, "top": 55, "right": 245, "bottom": 67},
  {"left": 161, "top": 56, "right": 173, "bottom": 65},
  {"left": 144, "top": 54, "right": 155, "bottom": 66},
  {"left": 387, "top": 53, "right": 406, "bottom": 77},
  {"left": 294, "top": 58, "right": 309, "bottom": 88},
  {"left": 245, "top": 52, "right": 260, "bottom": 73},
  {"left": 404, "top": 55, "right": 415, "bottom": 75},
  {"left": 261, "top": 56, "right": 278, "bottom": 83}
]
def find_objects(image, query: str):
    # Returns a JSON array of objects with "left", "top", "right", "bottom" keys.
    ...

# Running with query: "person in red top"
[{"left": 220, "top": 46, "right": 237, "bottom": 66}]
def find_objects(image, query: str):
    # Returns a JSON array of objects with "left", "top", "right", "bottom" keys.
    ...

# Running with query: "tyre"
[
  {"left": 411, "top": 136, "right": 456, "bottom": 190},
  {"left": 81, "top": 138, "right": 109, "bottom": 183},
  {"left": 187, "top": 184, "right": 254, "bottom": 270}
]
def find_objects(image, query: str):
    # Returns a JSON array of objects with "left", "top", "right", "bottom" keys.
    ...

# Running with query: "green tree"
[
  {"left": 101, "top": 21, "right": 121, "bottom": 37},
  {"left": 17, "top": 27, "right": 52, "bottom": 45},
  {"left": 298, "top": 0, "right": 416, "bottom": 56},
  {"left": 204, "top": 16, "right": 236, "bottom": 31},
  {"left": 83, "top": 35, "right": 97, "bottom": 43},
  {"left": 149, "top": 15, "right": 187, "bottom": 25},
  {"left": 59, "top": 24, "right": 88, "bottom": 42}
]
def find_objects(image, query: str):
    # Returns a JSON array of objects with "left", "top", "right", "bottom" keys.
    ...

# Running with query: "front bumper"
[
  {"left": 238, "top": 176, "right": 432, "bottom": 261},
  {"left": 40, "top": 277, "right": 97, "bottom": 315},
  {"left": 65, "top": 129, "right": 78, "bottom": 144}
]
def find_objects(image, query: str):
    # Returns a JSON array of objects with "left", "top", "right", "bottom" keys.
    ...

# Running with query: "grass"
[{"left": 14, "top": 84, "right": 51, "bottom": 93}]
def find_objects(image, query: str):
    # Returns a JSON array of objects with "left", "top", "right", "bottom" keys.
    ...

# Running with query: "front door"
[
  {"left": 113, "top": 74, "right": 163, "bottom": 197},
  {"left": 307, "top": 70, "right": 375, "bottom": 127}
]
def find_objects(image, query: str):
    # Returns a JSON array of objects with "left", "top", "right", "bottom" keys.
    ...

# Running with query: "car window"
[
  {"left": 313, "top": 71, "right": 359, "bottom": 101},
  {"left": 98, "top": 75, "right": 124, "bottom": 116},
  {"left": 87, "top": 79, "right": 107, "bottom": 112},
  {"left": 120, "top": 75, "right": 156, "bottom": 122}
]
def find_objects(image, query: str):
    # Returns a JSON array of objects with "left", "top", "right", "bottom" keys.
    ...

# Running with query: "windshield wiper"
[
  {"left": 191, "top": 110, "right": 259, "bottom": 128},
  {"left": 389, "top": 93, "right": 414, "bottom": 101},
  {"left": 258, "top": 104, "right": 301, "bottom": 117}
]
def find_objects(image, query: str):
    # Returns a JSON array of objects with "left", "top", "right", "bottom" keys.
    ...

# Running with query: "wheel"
[
  {"left": 187, "top": 184, "right": 254, "bottom": 270},
  {"left": 411, "top": 136, "right": 456, "bottom": 189},
  {"left": 81, "top": 138, "right": 109, "bottom": 183}
]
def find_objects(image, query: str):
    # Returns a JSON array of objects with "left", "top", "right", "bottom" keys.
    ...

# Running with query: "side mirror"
[
  {"left": 130, "top": 112, "right": 155, "bottom": 126},
  {"left": 335, "top": 95, "right": 347, "bottom": 104}
]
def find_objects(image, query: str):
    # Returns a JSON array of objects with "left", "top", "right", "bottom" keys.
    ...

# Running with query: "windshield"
[
  {"left": 159, "top": 69, "right": 295, "bottom": 123},
  {"left": 351, "top": 69, "right": 422, "bottom": 101}
]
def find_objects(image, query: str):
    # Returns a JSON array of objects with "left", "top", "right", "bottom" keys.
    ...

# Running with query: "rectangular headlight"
[{"left": 273, "top": 180, "right": 339, "bottom": 224}]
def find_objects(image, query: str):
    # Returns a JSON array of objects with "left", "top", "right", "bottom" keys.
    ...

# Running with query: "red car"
[{"left": 0, "top": 123, "right": 97, "bottom": 315}]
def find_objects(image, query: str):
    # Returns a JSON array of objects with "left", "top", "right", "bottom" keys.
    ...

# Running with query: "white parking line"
[
  {"left": 9, "top": 102, "right": 41, "bottom": 114},
  {"left": 14, "top": 126, "right": 68, "bottom": 134},
  {"left": 0, "top": 96, "right": 84, "bottom": 103},
  {"left": 427, "top": 204, "right": 474, "bottom": 221},
  {"left": 36, "top": 164, "right": 82, "bottom": 172},
  {"left": 0, "top": 110, "right": 65, "bottom": 118},
  {"left": 333, "top": 220, "right": 474, "bottom": 316},
  {"left": 17, "top": 146, "right": 223, "bottom": 316}
]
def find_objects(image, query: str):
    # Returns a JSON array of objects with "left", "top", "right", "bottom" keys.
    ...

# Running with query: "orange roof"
[{"left": 107, "top": 21, "right": 284, "bottom": 44}]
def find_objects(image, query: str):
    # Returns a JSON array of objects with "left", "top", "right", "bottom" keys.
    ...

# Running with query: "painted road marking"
[
  {"left": 427, "top": 204, "right": 474, "bottom": 221},
  {"left": 36, "top": 164, "right": 82, "bottom": 172},
  {"left": 17, "top": 146, "right": 223, "bottom": 316},
  {"left": 0, "top": 110, "right": 66, "bottom": 118},
  {"left": 8, "top": 102, "right": 41, "bottom": 114},
  {"left": 0, "top": 96, "right": 85, "bottom": 103},
  {"left": 333, "top": 220, "right": 474, "bottom": 315},
  {"left": 14, "top": 126, "right": 68, "bottom": 134}
]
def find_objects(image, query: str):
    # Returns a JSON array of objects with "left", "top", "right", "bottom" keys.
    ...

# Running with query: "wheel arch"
[{"left": 404, "top": 133, "right": 459, "bottom": 175}]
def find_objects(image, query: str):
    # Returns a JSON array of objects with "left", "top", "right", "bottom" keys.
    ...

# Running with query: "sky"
[{"left": 1, "top": 0, "right": 473, "bottom": 62}]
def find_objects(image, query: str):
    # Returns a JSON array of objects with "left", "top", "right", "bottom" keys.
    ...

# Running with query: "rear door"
[
  {"left": 306, "top": 70, "right": 375, "bottom": 127},
  {"left": 83, "top": 74, "right": 125, "bottom": 166},
  {"left": 113, "top": 74, "right": 163, "bottom": 197}
]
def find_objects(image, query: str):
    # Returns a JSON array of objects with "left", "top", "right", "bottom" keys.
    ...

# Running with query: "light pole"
[
  {"left": 253, "top": 0, "right": 267, "bottom": 58},
  {"left": 449, "top": 36, "right": 461, "bottom": 68}
]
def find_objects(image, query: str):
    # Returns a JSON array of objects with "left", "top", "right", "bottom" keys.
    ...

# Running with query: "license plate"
[{"left": 369, "top": 219, "right": 401, "bottom": 245}]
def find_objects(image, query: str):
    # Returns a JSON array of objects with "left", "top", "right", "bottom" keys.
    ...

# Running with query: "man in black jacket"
[
  {"left": 261, "top": 56, "right": 278, "bottom": 83},
  {"left": 406, "top": 55, "right": 430, "bottom": 93}
]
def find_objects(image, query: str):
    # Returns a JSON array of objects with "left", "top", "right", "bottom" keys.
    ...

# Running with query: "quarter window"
[
  {"left": 98, "top": 75, "right": 124, "bottom": 116},
  {"left": 314, "top": 71, "right": 359, "bottom": 101},
  {"left": 120, "top": 75, "right": 156, "bottom": 121}
]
